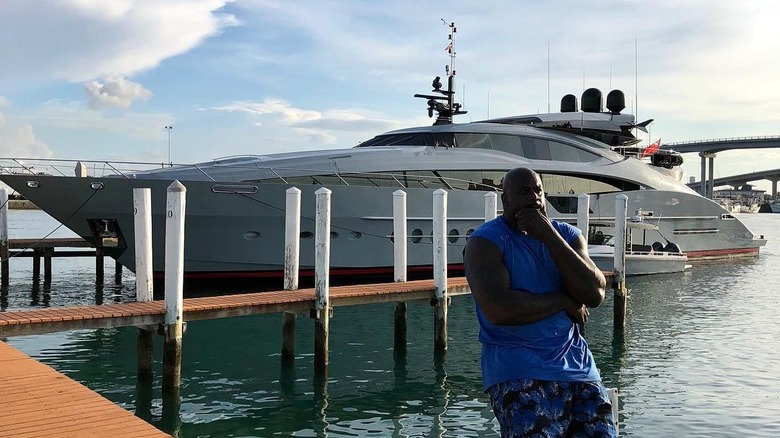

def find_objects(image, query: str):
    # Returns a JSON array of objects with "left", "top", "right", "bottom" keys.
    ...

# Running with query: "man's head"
[{"left": 501, "top": 167, "right": 546, "bottom": 226}]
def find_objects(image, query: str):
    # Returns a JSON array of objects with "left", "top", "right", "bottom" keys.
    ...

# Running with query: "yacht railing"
[
  {"left": 0, "top": 157, "right": 505, "bottom": 192},
  {"left": 0, "top": 158, "right": 170, "bottom": 178}
]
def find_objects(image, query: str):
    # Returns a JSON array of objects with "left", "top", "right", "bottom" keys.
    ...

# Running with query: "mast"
[{"left": 414, "top": 22, "right": 467, "bottom": 125}]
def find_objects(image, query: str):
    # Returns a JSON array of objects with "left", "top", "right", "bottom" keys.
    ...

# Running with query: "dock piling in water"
[
  {"left": 393, "top": 190, "right": 408, "bottom": 350},
  {"left": 433, "top": 189, "right": 448, "bottom": 352},
  {"left": 163, "top": 180, "right": 186, "bottom": 416},
  {"left": 0, "top": 188, "right": 8, "bottom": 287},
  {"left": 282, "top": 187, "right": 301, "bottom": 363},
  {"left": 133, "top": 188, "right": 154, "bottom": 381},
  {"left": 613, "top": 195, "right": 628, "bottom": 329},
  {"left": 314, "top": 187, "right": 332, "bottom": 376}
]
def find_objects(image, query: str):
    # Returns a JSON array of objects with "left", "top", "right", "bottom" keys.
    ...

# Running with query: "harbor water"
[{"left": 3, "top": 210, "right": 780, "bottom": 437}]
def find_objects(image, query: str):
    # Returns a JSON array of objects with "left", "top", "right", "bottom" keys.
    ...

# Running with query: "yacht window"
[
  {"left": 455, "top": 133, "right": 493, "bottom": 150},
  {"left": 541, "top": 174, "right": 627, "bottom": 195},
  {"left": 435, "top": 170, "right": 504, "bottom": 191},
  {"left": 522, "top": 138, "right": 551, "bottom": 160},
  {"left": 548, "top": 141, "right": 599, "bottom": 162},
  {"left": 355, "top": 133, "right": 455, "bottom": 147}
]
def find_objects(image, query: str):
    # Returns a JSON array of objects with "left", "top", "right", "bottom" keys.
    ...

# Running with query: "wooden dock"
[
  {"left": 0, "top": 277, "right": 473, "bottom": 437},
  {"left": 0, "top": 341, "right": 170, "bottom": 437},
  {"left": 2, "top": 237, "right": 122, "bottom": 285},
  {"left": 0, "top": 278, "right": 471, "bottom": 337}
]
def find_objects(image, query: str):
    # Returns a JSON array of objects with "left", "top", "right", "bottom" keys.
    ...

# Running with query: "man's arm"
[
  {"left": 515, "top": 208, "right": 606, "bottom": 308},
  {"left": 464, "top": 236, "right": 578, "bottom": 326},
  {"left": 545, "top": 232, "right": 606, "bottom": 308}
]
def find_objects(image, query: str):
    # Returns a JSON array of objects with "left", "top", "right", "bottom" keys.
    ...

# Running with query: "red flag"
[
  {"left": 640, "top": 138, "right": 660, "bottom": 158},
  {"left": 445, "top": 42, "right": 453, "bottom": 52}
]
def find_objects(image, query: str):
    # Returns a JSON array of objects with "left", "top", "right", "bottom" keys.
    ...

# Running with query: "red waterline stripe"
[{"left": 685, "top": 247, "right": 759, "bottom": 258}]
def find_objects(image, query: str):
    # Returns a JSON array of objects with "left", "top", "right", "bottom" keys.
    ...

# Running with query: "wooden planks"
[
  {"left": 0, "top": 341, "right": 169, "bottom": 437},
  {"left": 0, "top": 278, "right": 471, "bottom": 337}
]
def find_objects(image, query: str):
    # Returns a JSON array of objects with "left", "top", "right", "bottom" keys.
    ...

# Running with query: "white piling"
[
  {"left": 282, "top": 187, "right": 301, "bottom": 362},
  {"left": 393, "top": 190, "right": 407, "bottom": 282},
  {"left": 432, "top": 189, "right": 448, "bottom": 352},
  {"left": 577, "top": 193, "right": 590, "bottom": 245},
  {"left": 0, "top": 188, "right": 8, "bottom": 286},
  {"left": 392, "top": 190, "right": 408, "bottom": 350},
  {"left": 284, "top": 187, "right": 301, "bottom": 291},
  {"left": 314, "top": 187, "right": 331, "bottom": 375},
  {"left": 484, "top": 192, "right": 497, "bottom": 222},
  {"left": 165, "top": 181, "right": 186, "bottom": 327},
  {"left": 133, "top": 187, "right": 154, "bottom": 380},
  {"left": 163, "top": 180, "right": 186, "bottom": 399},
  {"left": 614, "top": 194, "right": 628, "bottom": 329},
  {"left": 133, "top": 188, "right": 154, "bottom": 302}
]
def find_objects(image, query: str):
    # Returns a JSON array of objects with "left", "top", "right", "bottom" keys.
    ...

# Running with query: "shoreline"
[{"left": 8, "top": 199, "right": 38, "bottom": 210}]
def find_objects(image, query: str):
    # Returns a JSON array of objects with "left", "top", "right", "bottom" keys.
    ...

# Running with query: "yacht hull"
[{"left": 1, "top": 175, "right": 765, "bottom": 283}]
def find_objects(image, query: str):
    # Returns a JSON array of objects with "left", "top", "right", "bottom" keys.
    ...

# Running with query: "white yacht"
[{"left": 0, "top": 30, "right": 766, "bottom": 287}]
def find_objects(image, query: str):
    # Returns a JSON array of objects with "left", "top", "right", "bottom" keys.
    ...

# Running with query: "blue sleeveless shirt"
[{"left": 469, "top": 216, "right": 600, "bottom": 389}]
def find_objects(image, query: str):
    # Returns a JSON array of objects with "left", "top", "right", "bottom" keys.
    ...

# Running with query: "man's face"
[{"left": 502, "top": 171, "right": 546, "bottom": 227}]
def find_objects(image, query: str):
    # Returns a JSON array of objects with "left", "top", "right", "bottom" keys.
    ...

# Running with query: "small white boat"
[{"left": 587, "top": 219, "right": 690, "bottom": 276}]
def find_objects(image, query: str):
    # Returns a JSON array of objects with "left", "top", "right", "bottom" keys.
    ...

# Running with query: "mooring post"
[
  {"left": 133, "top": 188, "right": 154, "bottom": 381},
  {"left": 484, "top": 191, "right": 497, "bottom": 222},
  {"left": 43, "top": 247, "right": 52, "bottom": 284},
  {"left": 432, "top": 189, "right": 448, "bottom": 352},
  {"left": 577, "top": 193, "right": 590, "bottom": 244},
  {"left": 32, "top": 250, "right": 41, "bottom": 279},
  {"left": 0, "top": 188, "right": 8, "bottom": 287},
  {"left": 393, "top": 190, "right": 408, "bottom": 350},
  {"left": 282, "top": 187, "right": 301, "bottom": 363},
  {"left": 163, "top": 180, "right": 186, "bottom": 422},
  {"left": 95, "top": 246, "right": 104, "bottom": 284},
  {"left": 613, "top": 195, "right": 628, "bottom": 329},
  {"left": 313, "top": 187, "right": 331, "bottom": 376},
  {"left": 114, "top": 261, "right": 122, "bottom": 284}
]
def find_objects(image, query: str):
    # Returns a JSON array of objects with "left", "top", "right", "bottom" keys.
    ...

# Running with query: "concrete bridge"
[{"left": 660, "top": 136, "right": 780, "bottom": 198}]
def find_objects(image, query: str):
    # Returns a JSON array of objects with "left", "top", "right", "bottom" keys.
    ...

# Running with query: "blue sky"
[{"left": 2, "top": 0, "right": 780, "bottom": 191}]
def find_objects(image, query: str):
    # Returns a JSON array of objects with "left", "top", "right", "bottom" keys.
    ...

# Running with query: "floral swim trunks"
[{"left": 486, "top": 378, "right": 617, "bottom": 438}]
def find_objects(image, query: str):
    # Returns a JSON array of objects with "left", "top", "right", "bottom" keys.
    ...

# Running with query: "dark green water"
[{"left": 4, "top": 211, "right": 780, "bottom": 437}]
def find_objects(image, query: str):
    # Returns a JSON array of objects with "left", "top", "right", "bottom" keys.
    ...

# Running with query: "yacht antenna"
[{"left": 414, "top": 21, "right": 467, "bottom": 125}]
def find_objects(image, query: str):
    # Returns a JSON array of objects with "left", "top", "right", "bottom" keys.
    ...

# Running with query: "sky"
[{"left": 2, "top": 0, "right": 780, "bottom": 192}]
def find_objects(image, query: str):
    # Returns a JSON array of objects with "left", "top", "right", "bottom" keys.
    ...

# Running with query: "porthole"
[
  {"left": 348, "top": 231, "right": 362, "bottom": 240},
  {"left": 448, "top": 229, "right": 460, "bottom": 244},
  {"left": 330, "top": 231, "right": 339, "bottom": 239},
  {"left": 243, "top": 231, "right": 261, "bottom": 240},
  {"left": 300, "top": 231, "right": 314, "bottom": 240},
  {"left": 389, "top": 231, "right": 394, "bottom": 243},
  {"left": 466, "top": 229, "right": 475, "bottom": 236},
  {"left": 411, "top": 228, "right": 423, "bottom": 244}
]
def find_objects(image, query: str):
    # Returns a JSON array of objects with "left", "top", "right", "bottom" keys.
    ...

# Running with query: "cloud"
[
  {"left": 84, "top": 76, "right": 153, "bottom": 109},
  {"left": 0, "top": 102, "right": 53, "bottom": 158},
  {"left": 211, "top": 98, "right": 418, "bottom": 146},
  {"left": 0, "top": 0, "right": 239, "bottom": 84}
]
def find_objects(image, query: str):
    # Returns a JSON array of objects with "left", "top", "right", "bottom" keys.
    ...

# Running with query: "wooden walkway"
[
  {"left": 0, "top": 341, "right": 169, "bottom": 437},
  {"left": 0, "top": 277, "right": 472, "bottom": 337}
]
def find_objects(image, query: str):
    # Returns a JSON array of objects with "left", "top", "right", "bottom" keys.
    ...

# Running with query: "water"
[{"left": 4, "top": 210, "right": 780, "bottom": 437}]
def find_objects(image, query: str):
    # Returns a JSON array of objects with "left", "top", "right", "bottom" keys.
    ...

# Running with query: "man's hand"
[
  {"left": 565, "top": 304, "right": 589, "bottom": 324},
  {"left": 514, "top": 208, "right": 556, "bottom": 242}
]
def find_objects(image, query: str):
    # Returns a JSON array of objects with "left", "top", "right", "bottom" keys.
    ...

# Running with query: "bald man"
[{"left": 464, "top": 167, "right": 616, "bottom": 437}]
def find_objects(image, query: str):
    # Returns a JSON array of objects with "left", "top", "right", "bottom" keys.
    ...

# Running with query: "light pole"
[{"left": 164, "top": 125, "right": 173, "bottom": 166}]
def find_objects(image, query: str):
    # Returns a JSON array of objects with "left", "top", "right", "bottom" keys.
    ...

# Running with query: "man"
[{"left": 464, "top": 167, "right": 616, "bottom": 437}]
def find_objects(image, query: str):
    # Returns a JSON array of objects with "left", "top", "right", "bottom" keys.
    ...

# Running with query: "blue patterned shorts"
[{"left": 486, "top": 379, "right": 617, "bottom": 438}]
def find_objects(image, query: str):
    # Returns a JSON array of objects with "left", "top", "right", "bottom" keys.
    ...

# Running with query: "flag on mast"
[{"left": 641, "top": 138, "right": 661, "bottom": 158}]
